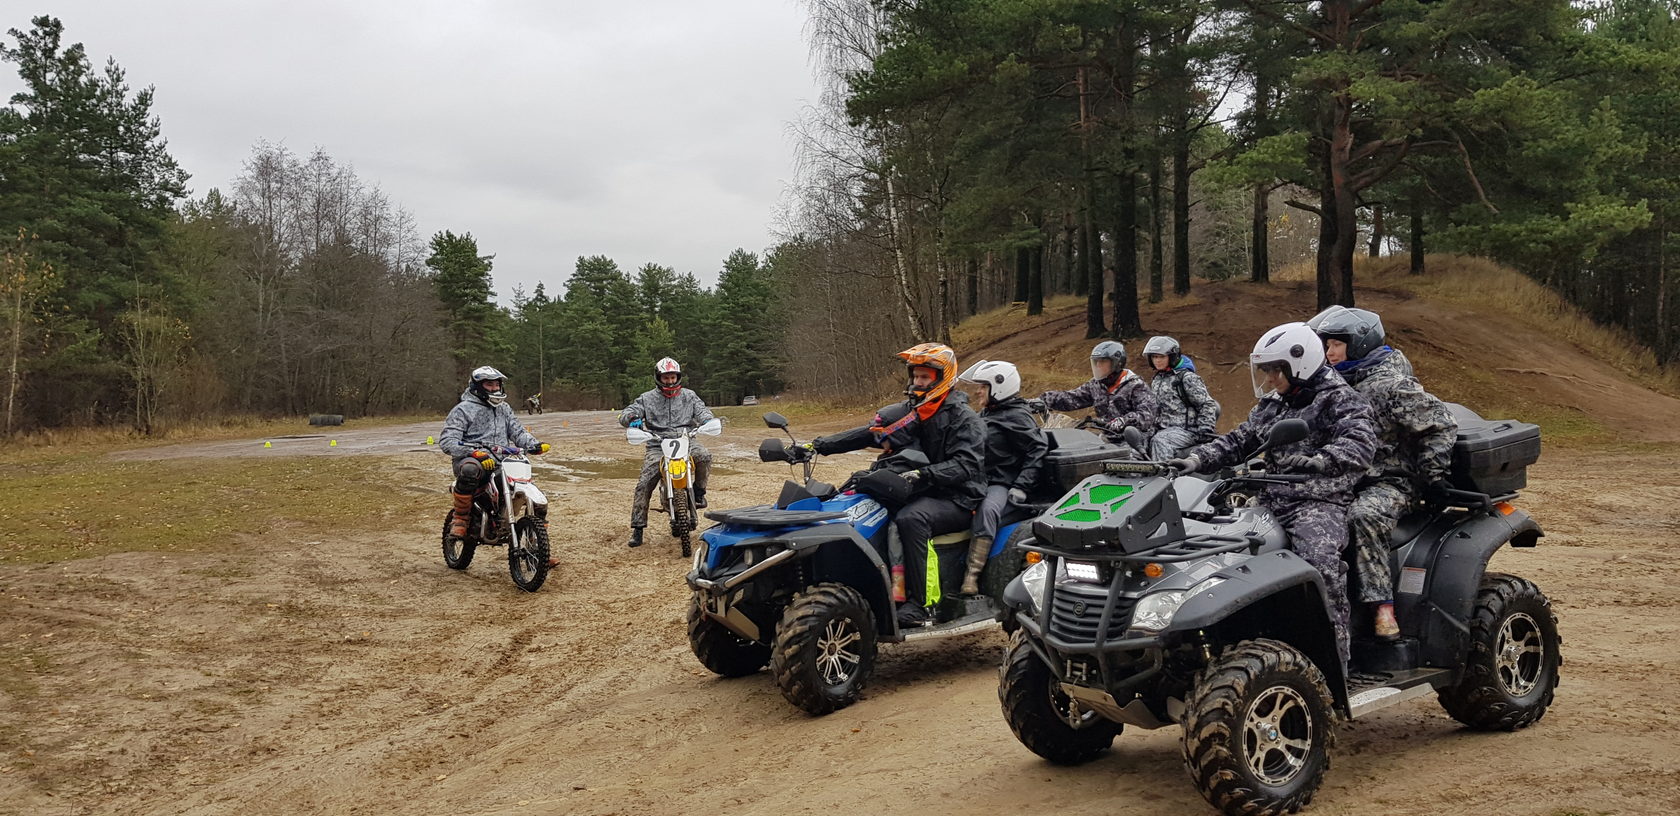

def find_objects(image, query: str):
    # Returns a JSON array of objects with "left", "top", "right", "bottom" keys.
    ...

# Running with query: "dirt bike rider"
[
  {"left": 619, "top": 357, "right": 714, "bottom": 549},
  {"left": 1165, "top": 323, "right": 1379, "bottom": 669},
  {"left": 439, "top": 366, "right": 553, "bottom": 564},
  {"left": 1038, "top": 340, "right": 1158, "bottom": 457},
  {"left": 956, "top": 359, "right": 1048, "bottom": 596},
  {"left": 1309, "top": 305, "right": 1457, "bottom": 640},
  {"left": 1141, "top": 335, "right": 1220, "bottom": 460},
  {"left": 802, "top": 343, "right": 986, "bottom": 627}
]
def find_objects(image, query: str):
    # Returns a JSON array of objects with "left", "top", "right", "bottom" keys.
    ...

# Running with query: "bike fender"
[
  {"left": 512, "top": 482, "right": 547, "bottom": 509},
  {"left": 991, "top": 521, "right": 1020, "bottom": 559},
  {"left": 767, "top": 525, "right": 896, "bottom": 636},
  {"left": 1405, "top": 508, "right": 1543, "bottom": 668},
  {"left": 1169, "top": 550, "right": 1348, "bottom": 709}
]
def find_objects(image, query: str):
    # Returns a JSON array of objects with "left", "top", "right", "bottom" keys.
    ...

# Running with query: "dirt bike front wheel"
[{"left": 507, "top": 516, "right": 551, "bottom": 592}]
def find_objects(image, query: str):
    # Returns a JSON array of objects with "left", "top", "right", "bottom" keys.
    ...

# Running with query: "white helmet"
[
  {"left": 958, "top": 359, "right": 1022, "bottom": 402},
  {"left": 1249, "top": 322, "right": 1325, "bottom": 398},
  {"left": 469, "top": 365, "right": 509, "bottom": 406}
]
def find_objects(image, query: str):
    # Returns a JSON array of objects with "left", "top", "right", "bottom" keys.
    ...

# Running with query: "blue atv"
[{"left": 684, "top": 411, "right": 1121, "bottom": 715}]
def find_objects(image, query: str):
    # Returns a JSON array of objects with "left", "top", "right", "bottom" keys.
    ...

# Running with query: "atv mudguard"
[
  {"left": 743, "top": 524, "right": 898, "bottom": 637},
  {"left": 1398, "top": 507, "right": 1543, "bottom": 669},
  {"left": 1168, "top": 550, "right": 1349, "bottom": 711}
]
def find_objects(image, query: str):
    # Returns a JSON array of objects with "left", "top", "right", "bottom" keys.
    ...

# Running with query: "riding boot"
[
  {"left": 693, "top": 488, "right": 708, "bottom": 509},
  {"left": 1374, "top": 602, "right": 1400, "bottom": 640},
  {"left": 448, "top": 491, "right": 474, "bottom": 538},
  {"left": 960, "top": 536, "right": 992, "bottom": 596},
  {"left": 626, "top": 526, "right": 645, "bottom": 548}
]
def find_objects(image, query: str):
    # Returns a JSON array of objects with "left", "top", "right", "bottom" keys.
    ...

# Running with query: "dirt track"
[{"left": 4, "top": 411, "right": 1679, "bottom": 816}]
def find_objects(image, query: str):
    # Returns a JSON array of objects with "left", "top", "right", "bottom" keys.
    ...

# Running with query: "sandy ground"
[{"left": 3, "top": 410, "right": 1678, "bottom": 816}]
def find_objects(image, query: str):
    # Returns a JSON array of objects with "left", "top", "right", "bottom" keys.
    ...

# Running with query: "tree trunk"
[
  {"left": 884, "top": 172, "right": 929, "bottom": 335},
  {"left": 1084, "top": 207, "right": 1107, "bottom": 338},
  {"left": 1251, "top": 184, "right": 1270, "bottom": 283},
  {"left": 965, "top": 256, "right": 979, "bottom": 317},
  {"left": 1369, "top": 203, "right": 1384, "bottom": 257},
  {"left": 1028, "top": 239, "right": 1045, "bottom": 316},
  {"left": 1409, "top": 193, "right": 1425, "bottom": 275},
  {"left": 1172, "top": 136, "right": 1192, "bottom": 297},
  {"left": 1014, "top": 246, "right": 1028, "bottom": 303},
  {"left": 4, "top": 288, "right": 21, "bottom": 436},
  {"left": 936, "top": 253, "right": 952, "bottom": 345},
  {"left": 1149, "top": 151, "right": 1165, "bottom": 303},
  {"left": 1063, "top": 220, "right": 1077, "bottom": 297},
  {"left": 1113, "top": 168, "right": 1143, "bottom": 338},
  {"left": 1316, "top": 158, "right": 1340, "bottom": 309}
]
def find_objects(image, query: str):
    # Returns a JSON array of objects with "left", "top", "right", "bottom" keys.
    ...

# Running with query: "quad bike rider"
[
  {"left": 1141, "top": 335, "right": 1220, "bottom": 460},
  {"left": 806, "top": 343, "right": 986, "bottom": 628},
  {"left": 958, "top": 359, "right": 1048, "bottom": 597},
  {"left": 1039, "top": 340, "right": 1159, "bottom": 458},
  {"left": 621, "top": 357, "right": 714, "bottom": 549},
  {"left": 1308, "top": 305, "right": 1457, "bottom": 641},
  {"left": 438, "top": 366, "right": 555, "bottom": 568},
  {"left": 995, "top": 322, "right": 1558, "bottom": 816}
]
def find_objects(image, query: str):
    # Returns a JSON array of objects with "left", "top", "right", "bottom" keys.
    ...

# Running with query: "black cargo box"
[
  {"left": 1038, "top": 427, "right": 1130, "bottom": 495},
  {"left": 1444, "top": 403, "right": 1541, "bottom": 496}
]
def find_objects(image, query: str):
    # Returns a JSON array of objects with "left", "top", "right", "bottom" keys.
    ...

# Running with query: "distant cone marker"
[
  {"left": 263, "top": 441, "right": 272, "bottom": 448},
  {"left": 426, "top": 435, "right": 435, "bottom": 444},
  {"left": 330, "top": 439, "right": 338, "bottom": 447}
]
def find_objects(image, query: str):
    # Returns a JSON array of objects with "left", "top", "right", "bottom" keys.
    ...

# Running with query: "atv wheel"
[
  {"left": 980, "top": 525, "right": 1033, "bottom": 603},
  {"left": 506, "top": 516, "right": 551, "bottom": 592},
  {"left": 771, "top": 583, "right": 878, "bottom": 715},
  {"left": 441, "top": 510, "right": 477, "bottom": 570},
  {"left": 1437, "top": 573, "right": 1560, "bottom": 731},
  {"left": 999, "top": 631, "right": 1121, "bottom": 764},
  {"left": 687, "top": 599, "right": 770, "bottom": 677},
  {"left": 1182, "top": 639, "right": 1335, "bottom": 816}
]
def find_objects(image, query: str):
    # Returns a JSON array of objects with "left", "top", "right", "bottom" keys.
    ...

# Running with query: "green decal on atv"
[{"left": 1032, "top": 475, "right": 1186, "bottom": 553}]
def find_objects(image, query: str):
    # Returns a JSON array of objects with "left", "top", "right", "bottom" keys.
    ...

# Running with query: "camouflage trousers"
[
  {"left": 1348, "top": 479, "right": 1416, "bottom": 604},
  {"left": 1273, "top": 499, "right": 1352, "bottom": 668},
  {"left": 630, "top": 443, "right": 711, "bottom": 528},
  {"left": 1149, "top": 426, "right": 1199, "bottom": 460}
]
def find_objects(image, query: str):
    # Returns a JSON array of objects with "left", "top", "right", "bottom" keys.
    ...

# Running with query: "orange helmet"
[{"left": 897, "top": 342, "right": 958, "bottom": 405}]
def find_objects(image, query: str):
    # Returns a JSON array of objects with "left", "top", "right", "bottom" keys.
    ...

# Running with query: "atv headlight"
[
  {"left": 1021, "top": 560, "right": 1050, "bottom": 614},
  {"left": 1128, "top": 577, "right": 1225, "bottom": 634}
]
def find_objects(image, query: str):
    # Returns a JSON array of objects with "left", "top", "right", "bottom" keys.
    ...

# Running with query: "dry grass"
[
  {"left": 1356, "top": 254, "right": 1680, "bottom": 398},
  {"left": 0, "top": 454, "right": 439, "bottom": 565}
]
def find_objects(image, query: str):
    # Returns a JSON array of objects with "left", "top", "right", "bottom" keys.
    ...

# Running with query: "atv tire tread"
[
  {"left": 1436, "top": 573, "right": 1561, "bottom": 731},
  {"left": 1182, "top": 638, "right": 1335, "bottom": 816},
  {"left": 999, "top": 631, "right": 1120, "bottom": 765},
  {"left": 687, "top": 601, "right": 771, "bottom": 677},
  {"left": 770, "top": 583, "right": 877, "bottom": 715}
]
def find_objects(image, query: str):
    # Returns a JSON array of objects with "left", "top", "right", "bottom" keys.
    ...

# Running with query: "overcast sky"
[{"left": 2, "top": 1, "right": 821, "bottom": 297}]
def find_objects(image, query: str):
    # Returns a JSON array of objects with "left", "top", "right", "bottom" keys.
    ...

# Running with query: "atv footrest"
[{"left": 1346, "top": 667, "right": 1452, "bottom": 719}]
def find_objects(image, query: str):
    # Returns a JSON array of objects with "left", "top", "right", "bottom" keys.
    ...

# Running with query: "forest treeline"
[{"left": 4, "top": 4, "right": 1679, "bottom": 431}]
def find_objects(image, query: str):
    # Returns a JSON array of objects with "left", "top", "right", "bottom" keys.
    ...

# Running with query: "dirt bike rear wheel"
[
  {"left": 507, "top": 516, "right": 551, "bottom": 592},
  {"left": 441, "top": 510, "right": 477, "bottom": 569}
]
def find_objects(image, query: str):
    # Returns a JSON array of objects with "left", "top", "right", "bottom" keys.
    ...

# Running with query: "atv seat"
[
  {"left": 704, "top": 506, "right": 848, "bottom": 527},
  {"left": 1388, "top": 512, "right": 1431, "bottom": 550},
  {"left": 929, "top": 530, "right": 971, "bottom": 546}
]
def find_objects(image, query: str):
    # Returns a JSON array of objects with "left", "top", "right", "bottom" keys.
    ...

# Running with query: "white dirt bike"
[
  {"left": 441, "top": 445, "right": 552, "bottom": 591},
  {"left": 627, "top": 418, "right": 723, "bottom": 558}
]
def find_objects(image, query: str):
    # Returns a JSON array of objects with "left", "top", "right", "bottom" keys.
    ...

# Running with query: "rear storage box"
[
  {"left": 1040, "top": 428, "right": 1129, "bottom": 495},
  {"left": 1444, "top": 403, "right": 1541, "bottom": 496}
]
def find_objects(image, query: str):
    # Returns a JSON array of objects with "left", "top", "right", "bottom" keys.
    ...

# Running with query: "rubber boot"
[
  {"left": 448, "top": 491, "right": 474, "bottom": 539},
  {"left": 626, "top": 526, "right": 645, "bottom": 548},
  {"left": 960, "top": 536, "right": 992, "bottom": 596}
]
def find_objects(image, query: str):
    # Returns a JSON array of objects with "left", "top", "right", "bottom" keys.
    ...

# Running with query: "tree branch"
[
  {"left": 1285, "top": 199, "right": 1324, "bottom": 217},
  {"left": 1453, "top": 131, "right": 1500, "bottom": 214}
]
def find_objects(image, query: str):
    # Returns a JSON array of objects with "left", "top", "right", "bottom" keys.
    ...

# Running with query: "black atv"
[{"left": 996, "top": 412, "right": 1559, "bottom": 816}]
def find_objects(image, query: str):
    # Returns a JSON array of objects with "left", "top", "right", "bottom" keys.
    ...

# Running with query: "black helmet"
[
  {"left": 1142, "top": 335, "right": 1182, "bottom": 369},
  {"left": 1308, "top": 306, "right": 1386, "bottom": 361},
  {"left": 1090, "top": 340, "right": 1127, "bottom": 381},
  {"left": 468, "top": 365, "right": 509, "bottom": 406}
]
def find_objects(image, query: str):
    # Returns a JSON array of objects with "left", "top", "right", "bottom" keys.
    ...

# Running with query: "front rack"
[{"left": 1024, "top": 532, "right": 1261, "bottom": 565}]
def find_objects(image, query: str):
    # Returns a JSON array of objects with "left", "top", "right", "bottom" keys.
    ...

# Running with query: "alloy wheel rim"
[{"left": 1242, "top": 685, "right": 1314, "bottom": 787}]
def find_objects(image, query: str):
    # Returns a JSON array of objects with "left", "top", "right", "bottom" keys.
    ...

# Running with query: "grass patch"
[
  {"left": 1363, "top": 254, "right": 1680, "bottom": 397},
  {"left": 0, "top": 454, "right": 439, "bottom": 565}
]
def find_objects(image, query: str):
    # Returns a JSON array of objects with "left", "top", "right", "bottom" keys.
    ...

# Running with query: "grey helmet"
[
  {"left": 1307, "top": 305, "right": 1386, "bottom": 361},
  {"left": 1090, "top": 340, "right": 1128, "bottom": 381},
  {"left": 1142, "top": 335, "right": 1182, "bottom": 369},
  {"left": 469, "top": 365, "right": 509, "bottom": 406}
]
